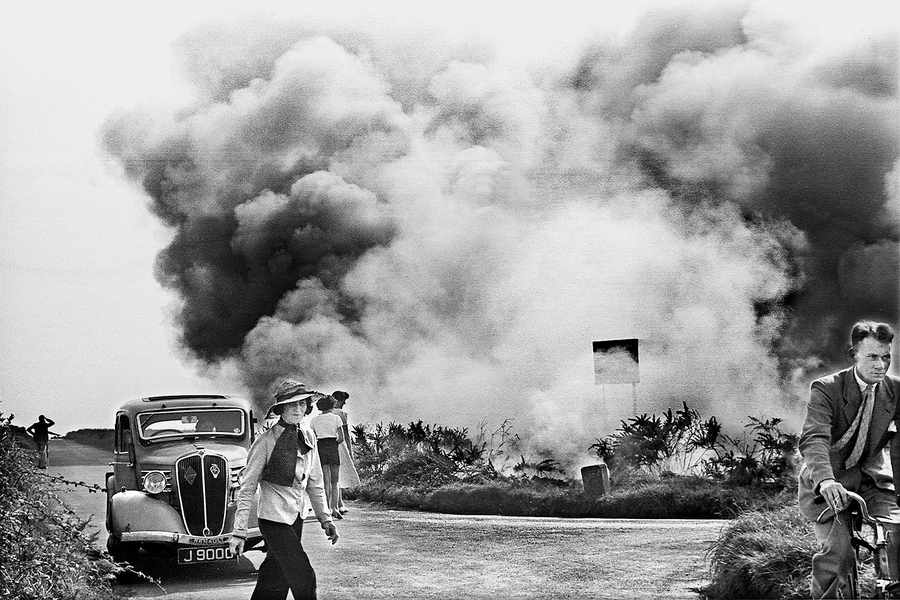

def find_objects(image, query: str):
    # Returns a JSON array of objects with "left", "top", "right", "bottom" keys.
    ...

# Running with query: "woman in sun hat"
[
  {"left": 229, "top": 378, "right": 339, "bottom": 600},
  {"left": 331, "top": 390, "right": 360, "bottom": 514}
]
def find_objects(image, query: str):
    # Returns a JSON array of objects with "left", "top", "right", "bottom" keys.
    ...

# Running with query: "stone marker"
[{"left": 581, "top": 464, "right": 610, "bottom": 497}]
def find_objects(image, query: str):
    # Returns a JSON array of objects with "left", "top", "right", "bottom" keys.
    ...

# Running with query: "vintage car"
[{"left": 105, "top": 394, "right": 264, "bottom": 565}]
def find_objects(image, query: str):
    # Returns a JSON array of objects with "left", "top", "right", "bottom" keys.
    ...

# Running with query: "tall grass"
[{"left": 700, "top": 506, "right": 877, "bottom": 599}]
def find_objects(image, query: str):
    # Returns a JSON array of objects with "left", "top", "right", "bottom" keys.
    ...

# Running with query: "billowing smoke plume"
[{"left": 104, "top": 4, "right": 898, "bottom": 466}]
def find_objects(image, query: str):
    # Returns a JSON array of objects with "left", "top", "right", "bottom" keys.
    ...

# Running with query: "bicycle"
[{"left": 817, "top": 491, "right": 900, "bottom": 599}]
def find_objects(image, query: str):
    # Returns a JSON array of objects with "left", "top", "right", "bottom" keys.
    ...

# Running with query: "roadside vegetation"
[
  {"left": 0, "top": 412, "right": 120, "bottom": 600},
  {"left": 699, "top": 505, "right": 879, "bottom": 599},
  {"left": 346, "top": 403, "right": 798, "bottom": 519}
]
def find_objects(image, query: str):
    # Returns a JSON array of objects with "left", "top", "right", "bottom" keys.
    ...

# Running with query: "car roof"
[{"left": 116, "top": 394, "right": 253, "bottom": 413}]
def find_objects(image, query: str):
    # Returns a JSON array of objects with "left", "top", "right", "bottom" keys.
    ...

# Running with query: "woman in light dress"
[{"left": 331, "top": 390, "right": 360, "bottom": 514}]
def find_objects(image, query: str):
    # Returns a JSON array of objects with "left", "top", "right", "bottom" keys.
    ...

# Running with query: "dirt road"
[{"left": 50, "top": 450, "right": 723, "bottom": 599}]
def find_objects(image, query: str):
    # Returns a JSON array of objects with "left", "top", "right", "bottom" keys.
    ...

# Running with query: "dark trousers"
[
  {"left": 252, "top": 517, "right": 317, "bottom": 600},
  {"left": 35, "top": 439, "right": 49, "bottom": 468}
]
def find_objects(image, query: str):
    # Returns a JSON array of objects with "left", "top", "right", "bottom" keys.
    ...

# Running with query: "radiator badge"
[
  {"left": 183, "top": 464, "right": 197, "bottom": 485},
  {"left": 209, "top": 464, "right": 220, "bottom": 479}
]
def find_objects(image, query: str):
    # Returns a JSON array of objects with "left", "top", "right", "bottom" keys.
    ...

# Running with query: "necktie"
[{"left": 837, "top": 384, "right": 876, "bottom": 469}]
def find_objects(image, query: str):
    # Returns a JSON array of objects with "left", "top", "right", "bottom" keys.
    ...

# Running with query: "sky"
[
  {"left": 0, "top": 0, "right": 656, "bottom": 432},
  {"left": 1, "top": 1, "right": 897, "bottom": 470}
]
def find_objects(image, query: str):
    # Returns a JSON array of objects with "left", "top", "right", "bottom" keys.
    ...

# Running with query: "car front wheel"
[{"left": 106, "top": 534, "right": 135, "bottom": 564}]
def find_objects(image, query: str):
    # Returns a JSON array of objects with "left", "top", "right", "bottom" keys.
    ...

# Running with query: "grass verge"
[{"left": 346, "top": 475, "right": 795, "bottom": 518}]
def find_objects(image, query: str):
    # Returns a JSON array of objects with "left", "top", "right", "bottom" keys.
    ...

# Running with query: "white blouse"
[{"left": 310, "top": 412, "right": 343, "bottom": 439}]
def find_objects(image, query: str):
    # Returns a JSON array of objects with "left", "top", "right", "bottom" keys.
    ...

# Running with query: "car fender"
[{"left": 109, "top": 490, "right": 186, "bottom": 537}]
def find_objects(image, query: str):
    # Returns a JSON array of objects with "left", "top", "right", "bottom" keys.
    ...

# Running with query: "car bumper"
[{"left": 120, "top": 527, "right": 261, "bottom": 545}]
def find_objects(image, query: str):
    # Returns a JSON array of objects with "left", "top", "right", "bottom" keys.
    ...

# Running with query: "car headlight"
[{"left": 142, "top": 470, "right": 167, "bottom": 494}]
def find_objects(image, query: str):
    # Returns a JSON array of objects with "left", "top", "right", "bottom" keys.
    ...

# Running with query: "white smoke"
[{"left": 103, "top": 3, "right": 898, "bottom": 469}]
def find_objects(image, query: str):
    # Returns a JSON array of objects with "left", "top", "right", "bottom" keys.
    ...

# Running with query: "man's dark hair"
[{"left": 848, "top": 320, "right": 895, "bottom": 357}]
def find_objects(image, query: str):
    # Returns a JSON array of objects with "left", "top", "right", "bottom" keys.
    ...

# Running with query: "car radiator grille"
[{"left": 175, "top": 452, "right": 228, "bottom": 536}]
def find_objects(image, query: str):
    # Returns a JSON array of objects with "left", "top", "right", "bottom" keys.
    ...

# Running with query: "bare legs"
[{"left": 322, "top": 464, "right": 341, "bottom": 518}]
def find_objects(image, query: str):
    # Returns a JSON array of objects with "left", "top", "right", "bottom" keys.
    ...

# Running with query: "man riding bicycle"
[{"left": 798, "top": 321, "right": 900, "bottom": 598}]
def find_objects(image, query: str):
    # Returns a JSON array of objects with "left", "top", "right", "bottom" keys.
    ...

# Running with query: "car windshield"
[{"left": 137, "top": 409, "right": 245, "bottom": 441}]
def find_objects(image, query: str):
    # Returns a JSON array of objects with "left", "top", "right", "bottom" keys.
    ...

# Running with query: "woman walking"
[
  {"left": 331, "top": 391, "right": 360, "bottom": 514},
  {"left": 229, "top": 379, "right": 338, "bottom": 600},
  {"left": 310, "top": 395, "right": 344, "bottom": 519}
]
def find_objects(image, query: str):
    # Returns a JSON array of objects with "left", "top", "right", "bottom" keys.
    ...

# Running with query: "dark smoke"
[
  {"left": 103, "top": 4, "right": 898, "bottom": 466},
  {"left": 571, "top": 4, "right": 899, "bottom": 366}
]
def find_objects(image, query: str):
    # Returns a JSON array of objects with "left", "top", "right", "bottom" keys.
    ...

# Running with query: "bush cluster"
[
  {"left": 0, "top": 413, "right": 118, "bottom": 600},
  {"left": 351, "top": 420, "right": 497, "bottom": 485},
  {"left": 346, "top": 404, "right": 798, "bottom": 519},
  {"left": 700, "top": 505, "right": 878, "bottom": 599},
  {"left": 589, "top": 402, "right": 799, "bottom": 487}
]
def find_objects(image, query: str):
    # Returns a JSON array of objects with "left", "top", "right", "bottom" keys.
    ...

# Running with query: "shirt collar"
[{"left": 854, "top": 367, "right": 879, "bottom": 393}]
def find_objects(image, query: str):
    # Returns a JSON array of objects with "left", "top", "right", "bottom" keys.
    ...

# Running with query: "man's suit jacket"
[{"left": 798, "top": 367, "right": 900, "bottom": 521}]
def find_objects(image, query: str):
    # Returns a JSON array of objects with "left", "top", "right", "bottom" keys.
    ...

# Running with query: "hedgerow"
[
  {"left": 348, "top": 475, "right": 795, "bottom": 518},
  {"left": 63, "top": 428, "right": 114, "bottom": 452},
  {"left": 346, "top": 405, "right": 799, "bottom": 519},
  {"left": 0, "top": 413, "right": 119, "bottom": 600}
]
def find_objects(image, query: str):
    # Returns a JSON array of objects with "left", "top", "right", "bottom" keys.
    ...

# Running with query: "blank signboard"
[{"left": 592, "top": 338, "right": 639, "bottom": 384}]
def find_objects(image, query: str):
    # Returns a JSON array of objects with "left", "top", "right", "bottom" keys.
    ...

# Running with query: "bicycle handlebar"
[{"left": 815, "top": 490, "right": 878, "bottom": 525}]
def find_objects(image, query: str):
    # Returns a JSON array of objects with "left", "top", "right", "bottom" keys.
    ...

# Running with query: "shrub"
[
  {"left": 591, "top": 402, "right": 712, "bottom": 475},
  {"left": 590, "top": 404, "right": 799, "bottom": 488},
  {"left": 703, "top": 417, "right": 799, "bottom": 486},
  {"left": 700, "top": 506, "right": 876, "bottom": 599},
  {"left": 351, "top": 420, "right": 492, "bottom": 482},
  {"left": 0, "top": 412, "right": 119, "bottom": 599},
  {"left": 380, "top": 450, "right": 459, "bottom": 488}
]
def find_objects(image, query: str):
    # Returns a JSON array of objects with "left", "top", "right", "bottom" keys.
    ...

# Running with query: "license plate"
[{"left": 177, "top": 545, "right": 235, "bottom": 564}]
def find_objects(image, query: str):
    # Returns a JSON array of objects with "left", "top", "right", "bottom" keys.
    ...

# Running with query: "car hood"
[{"left": 136, "top": 440, "right": 249, "bottom": 469}]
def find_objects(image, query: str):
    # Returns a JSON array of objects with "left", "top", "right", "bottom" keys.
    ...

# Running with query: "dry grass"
[{"left": 700, "top": 506, "right": 878, "bottom": 599}]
